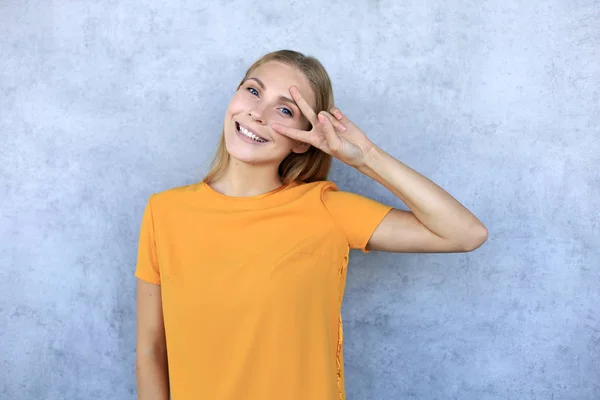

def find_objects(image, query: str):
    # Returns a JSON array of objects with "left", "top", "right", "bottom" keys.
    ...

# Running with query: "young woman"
[{"left": 135, "top": 50, "right": 488, "bottom": 400}]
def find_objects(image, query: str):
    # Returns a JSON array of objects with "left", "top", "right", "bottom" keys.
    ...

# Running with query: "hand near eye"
[{"left": 271, "top": 86, "right": 376, "bottom": 168}]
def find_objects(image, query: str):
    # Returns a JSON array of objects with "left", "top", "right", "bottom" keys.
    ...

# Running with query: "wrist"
[{"left": 357, "top": 144, "right": 384, "bottom": 173}]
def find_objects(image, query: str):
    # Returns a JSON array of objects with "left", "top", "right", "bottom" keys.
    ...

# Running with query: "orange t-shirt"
[{"left": 135, "top": 180, "right": 392, "bottom": 400}]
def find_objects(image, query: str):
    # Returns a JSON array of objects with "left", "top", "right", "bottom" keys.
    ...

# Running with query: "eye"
[
  {"left": 247, "top": 87, "right": 259, "bottom": 96},
  {"left": 280, "top": 108, "right": 293, "bottom": 117}
]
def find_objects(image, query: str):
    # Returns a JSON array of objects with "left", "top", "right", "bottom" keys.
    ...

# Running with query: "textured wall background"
[{"left": 1, "top": 0, "right": 599, "bottom": 399}]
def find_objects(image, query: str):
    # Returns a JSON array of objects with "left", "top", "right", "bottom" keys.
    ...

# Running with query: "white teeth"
[{"left": 238, "top": 124, "right": 267, "bottom": 143}]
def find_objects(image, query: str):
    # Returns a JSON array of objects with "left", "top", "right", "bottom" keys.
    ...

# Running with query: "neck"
[{"left": 209, "top": 159, "right": 284, "bottom": 197}]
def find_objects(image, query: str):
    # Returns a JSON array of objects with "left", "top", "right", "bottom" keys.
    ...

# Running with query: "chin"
[{"left": 223, "top": 130, "right": 266, "bottom": 164}]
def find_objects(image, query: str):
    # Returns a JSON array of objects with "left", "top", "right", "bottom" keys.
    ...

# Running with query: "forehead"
[{"left": 249, "top": 61, "right": 316, "bottom": 109}]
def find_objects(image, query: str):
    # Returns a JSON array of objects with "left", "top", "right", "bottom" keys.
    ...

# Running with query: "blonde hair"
[{"left": 203, "top": 50, "right": 334, "bottom": 184}]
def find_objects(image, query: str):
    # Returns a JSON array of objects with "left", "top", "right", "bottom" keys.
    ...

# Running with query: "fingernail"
[{"left": 339, "top": 123, "right": 347, "bottom": 131}]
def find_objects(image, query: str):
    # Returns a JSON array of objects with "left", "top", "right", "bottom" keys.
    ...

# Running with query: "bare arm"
[
  {"left": 136, "top": 279, "right": 169, "bottom": 400},
  {"left": 269, "top": 90, "right": 487, "bottom": 254},
  {"left": 361, "top": 145, "right": 488, "bottom": 253}
]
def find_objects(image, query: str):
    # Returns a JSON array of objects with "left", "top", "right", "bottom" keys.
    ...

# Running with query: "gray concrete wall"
[{"left": 1, "top": 0, "right": 598, "bottom": 398}]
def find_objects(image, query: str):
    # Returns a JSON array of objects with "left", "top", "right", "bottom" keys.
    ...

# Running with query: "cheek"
[
  {"left": 227, "top": 93, "right": 247, "bottom": 114},
  {"left": 296, "top": 118, "right": 311, "bottom": 132},
  {"left": 277, "top": 119, "right": 306, "bottom": 136}
]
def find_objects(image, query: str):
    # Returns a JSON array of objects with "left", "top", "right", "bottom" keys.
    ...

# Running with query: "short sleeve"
[
  {"left": 322, "top": 188, "right": 393, "bottom": 253},
  {"left": 134, "top": 195, "right": 161, "bottom": 284}
]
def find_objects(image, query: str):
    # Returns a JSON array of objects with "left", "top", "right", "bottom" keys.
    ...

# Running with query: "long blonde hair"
[{"left": 202, "top": 50, "right": 334, "bottom": 184}]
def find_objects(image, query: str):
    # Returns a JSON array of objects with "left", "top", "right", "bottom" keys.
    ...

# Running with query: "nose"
[{"left": 248, "top": 106, "right": 266, "bottom": 125}]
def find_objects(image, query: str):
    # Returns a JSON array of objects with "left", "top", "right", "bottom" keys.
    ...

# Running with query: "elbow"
[{"left": 462, "top": 225, "right": 488, "bottom": 252}]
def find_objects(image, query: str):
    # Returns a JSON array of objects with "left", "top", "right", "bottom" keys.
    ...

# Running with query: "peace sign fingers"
[{"left": 289, "top": 86, "right": 317, "bottom": 126}]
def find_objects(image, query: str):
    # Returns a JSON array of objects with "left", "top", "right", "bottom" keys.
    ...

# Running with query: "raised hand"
[{"left": 271, "top": 86, "right": 376, "bottom": 168}]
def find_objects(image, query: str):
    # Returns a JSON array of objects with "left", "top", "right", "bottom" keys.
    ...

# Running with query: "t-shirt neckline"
[
  {"left": 197, "top": 180, "right": 302, "bottom": 204},
  {"left": 193, "top": 180, "right": 334, "bottom": 211}
]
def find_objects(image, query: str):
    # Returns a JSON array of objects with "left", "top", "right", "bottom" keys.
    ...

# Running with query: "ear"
[{"left": 291, "top": 141, "right": 311, "bottom": 154}]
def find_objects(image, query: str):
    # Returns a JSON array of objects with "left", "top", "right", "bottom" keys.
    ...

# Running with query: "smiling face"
[{"left": 223, "top": 61, "right": 316, "bottom": 166}]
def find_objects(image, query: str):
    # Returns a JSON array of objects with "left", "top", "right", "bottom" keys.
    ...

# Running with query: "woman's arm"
[
  {"left": 360, "top": 145, "right": 488, "bottom": 253},
  {"left": 136, "top": 280, "right": 169, "bottom": 400},
  {"left": 270, "top": 87, "right": 487, "bottom": 253}
]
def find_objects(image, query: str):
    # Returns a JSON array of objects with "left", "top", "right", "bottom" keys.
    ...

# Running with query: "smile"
[{"left": 235, "top": 122, "right": 269, "bottom": 143}]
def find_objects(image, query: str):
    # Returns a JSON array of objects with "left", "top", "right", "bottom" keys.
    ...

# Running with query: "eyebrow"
[{"left": 244, "top": 77, "right": 298, "bottom": 108}]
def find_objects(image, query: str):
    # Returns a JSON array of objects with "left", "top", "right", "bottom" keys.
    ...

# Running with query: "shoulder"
[
  {"left": 296, "top": 179, "right": 339, "bottom": 197},
  {"left": 296, "top": 180, "right": 380, "bottom": 207},
  {"left": 295, "top": 180, "right": 384, "bottom": 216},
  {"left": 146, "top": 181, "right": 202, "bottom": 208}
]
